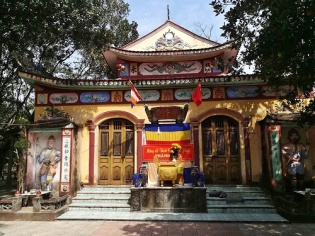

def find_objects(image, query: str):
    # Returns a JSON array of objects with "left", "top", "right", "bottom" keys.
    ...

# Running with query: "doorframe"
[
  {"left": 86, "top": 110, "right": 144, "bottom": 185},
  {"left": 98, "top": 119, "right": 135, "bottom": 185},
  {"left": 190, "top": 108, "right": 249, "bottom": 184}
]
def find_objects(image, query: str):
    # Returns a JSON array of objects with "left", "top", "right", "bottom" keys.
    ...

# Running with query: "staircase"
[
  {"left": 68, "top": 185, "right": 131, "bottom": 212},
  {"left": 206, "top": 185, "right": 276, "bottom": 214},
  {"left": 56, "top": 185, "right": 287, "bottom": 222}
]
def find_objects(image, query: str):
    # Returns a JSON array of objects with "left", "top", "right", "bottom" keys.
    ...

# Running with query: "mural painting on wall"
[
  {"left": 130, "top": 63, "right": 137, "bottom": 76},
  {"left": 204, "top": 57, "right": 224, "bottom": 73},
  {"left": 49, "top": 93, "right": 78, "bottom": 104},
  {"left": 80, "top": 92, "right": 110, "bottom": 103},
  {"left": 161, "top": 90, "right": 173, "bottom": 100},
  {"left": 111, "top": 91, "right": 123, "bottom": 102},
  {"left": 124, "top": 90, "right": 160, "bottom": 102},
  {"left": 213, "top": 87, "right": 225, "bottom": 99},
  {"left": 281, "top": 128, "right": 309, "bottom": 190},
  {"left": 37, "top": 94, "right": 48, "bottom": 104},
  {"left": 226, "top": 86, "right": 259, "bottom": 98},
  {"left": 269, "top": 130, "right": 282, "bottom": 181},
  {"left": 262, "top": 85, "right": 295, "bottom": 97},
  {"left": 34, "top": 133, "right": 61, "bottom": 191},
  {"left": 117, "top": 63, "right": 129, "bottom": 77},
  {"left": 139, "top": 61, "right": 202, "bottom": 75},
  {"left": 174, "top": 88, "right": 211, "bottom": 100}
]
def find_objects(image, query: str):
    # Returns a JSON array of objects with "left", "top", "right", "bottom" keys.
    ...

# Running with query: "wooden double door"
[
  {"left": 98, "top": 119, "right": 134, "bottom": 185},
  {"left": 202, "top": 116, "right": 241, "bottom": 184}
]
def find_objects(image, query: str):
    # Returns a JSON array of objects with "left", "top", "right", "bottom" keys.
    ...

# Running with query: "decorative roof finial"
[{"left": 167, "top": 5, "right": 170, "bottom": 20}]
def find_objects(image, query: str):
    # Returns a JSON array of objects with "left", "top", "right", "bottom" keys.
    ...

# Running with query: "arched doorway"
[
  {"left": 98, "top": 118, "right": 134, "bottom": 185},
  {"left": 202, "top": 115, "right": 241, "bottom": 184}
]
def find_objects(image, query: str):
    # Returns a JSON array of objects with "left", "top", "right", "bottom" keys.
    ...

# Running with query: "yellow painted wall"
[{"left": 34, "top": 97, "right": 281, "bottom": 184}]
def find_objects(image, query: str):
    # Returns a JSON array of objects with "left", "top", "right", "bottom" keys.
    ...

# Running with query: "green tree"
[
  {"left": 210, "top": 0, "right": 315, "bottom": 125},
  {"left": 0, "top": 0, "right": 138, "bottom": 185}
]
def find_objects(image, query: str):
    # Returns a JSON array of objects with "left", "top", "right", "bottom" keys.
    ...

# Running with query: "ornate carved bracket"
[{"left": 144, "top": 103, "right": 189, "bottom": 124}]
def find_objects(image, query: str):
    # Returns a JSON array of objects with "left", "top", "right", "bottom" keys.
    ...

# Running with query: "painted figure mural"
[
  {"left": 37, "top": 135, "right": 61, "bottom": 191},
  {"left": 281, "top": 128, "right": 308, "bottom": 190}
]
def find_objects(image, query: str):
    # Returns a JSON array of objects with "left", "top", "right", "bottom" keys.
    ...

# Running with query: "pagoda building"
[{"left": 19, "top": 20, "right": 315, "bottom": 196}]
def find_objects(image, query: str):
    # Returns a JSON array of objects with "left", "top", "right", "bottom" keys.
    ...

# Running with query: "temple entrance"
[
  {"left": 98, "top": 119, "right": 134, "bottom": 185},
  {"left": 202, "top": 115, "right": 241, "bottom": 184}
]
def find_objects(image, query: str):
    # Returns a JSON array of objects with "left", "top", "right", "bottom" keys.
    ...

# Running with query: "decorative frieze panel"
[
  {"left": 124, "top": 90, "right": 160, "bottom": 102},
  {"left": 80, "top": 92, "right": 110, "bottom": 103},
  {"left": 37, "top": 94, "right": 48, "bottom": 104},
  {"left": 174, "top": 88, "right": 211, "bottom": 100},
  {"left": 226, "top": 86, "right": 259, "bottom": 98},
  {"left": 49, "top": 93, "right": 78, "bottom": 104},
  {"left": 139, "top": 61, "right": 202, "bottom": 75},
  {"left": 143, "top": 29, "right": 195, "bottom": 51}
]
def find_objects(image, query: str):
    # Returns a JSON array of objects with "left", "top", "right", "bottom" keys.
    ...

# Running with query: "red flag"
[
  {"left": 192, "top": 80, "right": 202, "bottom": 107},
  {"left": 129, "top": 80, "right": 142, "bottom": 107}
]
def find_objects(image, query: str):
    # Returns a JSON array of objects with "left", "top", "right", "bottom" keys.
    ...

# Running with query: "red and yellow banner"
[{"left": 143, "top": 143, "right": 194, "bottom": 162}]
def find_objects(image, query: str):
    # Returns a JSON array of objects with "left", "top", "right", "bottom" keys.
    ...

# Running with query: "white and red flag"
[{"left": 129, "top": 80, "right": 142, "bottom": 107}]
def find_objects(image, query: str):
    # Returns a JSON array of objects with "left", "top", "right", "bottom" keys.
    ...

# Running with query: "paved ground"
[
  {"left": 0, "top": 220, "right": 315, "bottom": 236},
  {"left": 57, "top": 211, "right": 289, "bottom": 223},
  {"left": 1, "top": 181, "right": 314, "bottom": 235}
]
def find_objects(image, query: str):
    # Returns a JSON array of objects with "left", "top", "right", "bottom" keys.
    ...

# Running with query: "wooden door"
[
  {"left": 99, "top": 119, "right": 134, "bottom": 185},
  {"left": 202, "top": 116, "right": 241, "bottom": 184}
]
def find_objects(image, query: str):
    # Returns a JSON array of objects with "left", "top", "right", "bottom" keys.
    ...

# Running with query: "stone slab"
[{"left": 130, "top": 186, "right": 207, "bottom": 213}]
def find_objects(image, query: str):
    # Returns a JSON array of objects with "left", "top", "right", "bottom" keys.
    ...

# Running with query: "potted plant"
[{"left": 170, "top": 143, "right": 181, "bottom": 161}]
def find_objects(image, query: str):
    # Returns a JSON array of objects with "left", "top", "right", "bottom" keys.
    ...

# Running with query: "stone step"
[
  {"left": 207, "top": 190, "right": 266, "bottom": 198},
  {"left": 207, "top": 205, "right": 277, "bottom": 214},
  {"left": 207, "top": 197, "right": 271, "bottom": 206},
  {"left": 205, "top": 185, "right": 276, "bottom": 214},
  {"left": 76, "top": 192, "right": 131, "bottom": 198},
  {"left": 64, "top": 185, "right": 278, "bottom": 217},
  {"left": 80, "top": 187, "right": 131, "bottom": 192},
  {"left": 69, "top": 185, "right": 132, "bottom": 213},
  {"left": 206, "top": 185, "right": 261, "bottom": 191},
  {"left": 72, "top": 197, "right": 130, "bottom": 204},
  {"left": 68, "top": 203, "right": 131, "bottom": 212}
]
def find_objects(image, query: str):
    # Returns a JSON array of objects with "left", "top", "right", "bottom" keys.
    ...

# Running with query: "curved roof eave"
[
  {"left": 103, "top": 41, "right": 238, "bottom": 73},
  {"left": 19, "top": 71, "right": 264, "bottom": 91}
]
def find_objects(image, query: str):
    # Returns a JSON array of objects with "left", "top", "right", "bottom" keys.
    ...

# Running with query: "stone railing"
[
  {"left": 0, "top": 195, "right": 70, "bottom": 212},
  {"left": 0, "top": 198, "right": 14, "bottom": 211},
  {"left": 275, "top": 195, "right": 315, "bottom": 221},
  {"left": 39, "top": 195, "right": 69, "bottom": 211}
]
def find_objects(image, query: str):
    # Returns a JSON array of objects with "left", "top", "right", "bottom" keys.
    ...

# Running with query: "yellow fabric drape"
[{"left": 146, "top": 130, "right": 190, "bottom": 142}]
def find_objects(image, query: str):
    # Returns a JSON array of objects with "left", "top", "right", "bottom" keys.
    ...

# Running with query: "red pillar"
[
  {"left": 136, "top": 122, "right": 143, "bottom": 172},
  {"left": 242, "top": 118, "right": 252, "bottom": 184},
  {"left": 191, "top": 120, "right": 200, "bottom": 167},
  {"left": 86, "top": 120, "right": 96, "bottom": 185}
]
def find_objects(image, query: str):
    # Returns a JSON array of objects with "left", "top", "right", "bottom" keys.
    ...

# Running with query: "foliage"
[
  {"left": 0, "top": 0, "right": 139, "bottom": 184},
  {"left": 210, "top": 0, "right": 315, "bottom": 125},
  {"left": 13, "top": 118, "right": 31, "bottom": 192}
]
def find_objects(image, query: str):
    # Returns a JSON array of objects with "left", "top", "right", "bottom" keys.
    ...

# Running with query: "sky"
[{"left": 125, "top": 0, "right": 227, "bottom": 43}]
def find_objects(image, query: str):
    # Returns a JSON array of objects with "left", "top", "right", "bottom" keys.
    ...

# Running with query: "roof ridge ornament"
[{"left": 167, "top": 5, "right": 170, "bottom": 20}]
